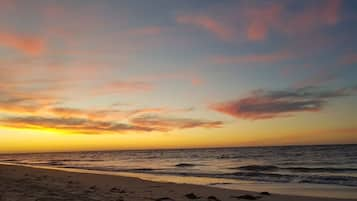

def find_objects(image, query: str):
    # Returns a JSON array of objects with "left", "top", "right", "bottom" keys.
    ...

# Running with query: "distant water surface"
[{"left": 1, "top": 144, "right": 357, "bottom": 198}]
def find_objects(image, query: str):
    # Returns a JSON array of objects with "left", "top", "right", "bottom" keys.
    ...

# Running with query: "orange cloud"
[
  {"left": 49, "top": 106, "right": 193, "bottom": 122},
  {"left": 0, "top": 111, "right": 222, "bottom": 134},
  {"left": 0, "top": 83, "right": 59, "bottom": 116},
  {"left": 176, "top": 15, "right": 233, "bottom": 41},
  {"left": 49, "top": 107, "right": 128, "bottom": 121},
  {"left": 128, "top": 107, "right": 193, "bottom": 117},
  {"left": 0, "top": 32, "right": 45, "bottom": 56},
  {"left": 0, "top": 116, "right": 152, "bottom": 134},
  {"left": 1, "top": 79, "right": 213, "bottom": 134}
]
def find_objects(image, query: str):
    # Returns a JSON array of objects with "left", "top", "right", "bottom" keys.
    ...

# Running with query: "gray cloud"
[{"left": 210, "top": 86, "right": 356, "bottom": 120}]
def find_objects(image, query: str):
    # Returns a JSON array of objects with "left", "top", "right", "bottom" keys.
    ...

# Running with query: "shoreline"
[{"left": 1, "top": 163, "right": 356, "bottom": 201}]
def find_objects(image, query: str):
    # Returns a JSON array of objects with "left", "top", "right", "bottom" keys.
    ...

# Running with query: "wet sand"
[{"left": 0, "top": 163, "right": 355, "bottom": 201}]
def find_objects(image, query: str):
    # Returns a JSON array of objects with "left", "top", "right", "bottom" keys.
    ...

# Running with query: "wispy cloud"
[
  {"left": 176, "top": 0, "right": 343, "bottom": 42},
  {"left": 341, "top": 53, "right": 357, "bottom": 65},
  {"left": 210, "top": 86, "right": 356, "bottom": 120},
  {"left": 244, "top": 4, "right": 282, "bottom": 41},
  {"left": 0, "top": 85, "right": 59, "bottom": 115},
  {"left": 278, "top": 0, "right": 342, "bottom": 34},
  {"left": 211, "top": 51, "right": 293, "bottom": 64},
  {"left": 129, "top": 26, "right": 162, "bottom": 36},
  {"left": 0, "top": 116, "right": 152, "bottom": 134},
  {"left": 100, "top": 80, "right": 154, "bottom": 94},
  {"left": 0, "top": 113, "right": 222, "bottom": 134},
  {"left": 176, "top": 15, "right": 234, "bottom": 41},
  {"left": 131, "top": 115, "right": 222, "bottom": 132},
  {"left": 0, "top": 83, "right": 219, "bottom": 133},
  {"left": 132, "top": 72, "right": 204, "bottom": 87},
  {"left": 49, "top": 107, "right": 127, "bottom": 121}
]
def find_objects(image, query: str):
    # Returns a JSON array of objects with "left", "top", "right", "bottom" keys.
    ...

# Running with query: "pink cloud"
[
  {"left": 133, "top": 72, "right": 204, "bottom": 87},
  {"left": 322, "top": 0, "right": 342, "bottom": 25},
  {"left": 247, "top": 21, "right": 268, "bottom": 41},
  {"left": 176, "top": 15, "right": 233, "bottom": 41},
  {"left": 177, "top": 1, "right": 343, "bottom": 42},
  {"left": 278, "top": 0, "right": 342, "bottom": 34},
  {"left": 101, "top": 81, "right": 154, "bottom": 94},
  {"left": 0, "top": 32, "right": 45, "bottom": 56},
  {"left": 244, "top": 4, "right": 282, "bottom": 41},
  {"left": 129, "top": 26, "right": 162, "bottom": 36},
  {"left": 341, "top": 53, "right": 357, "bottom": 65}
]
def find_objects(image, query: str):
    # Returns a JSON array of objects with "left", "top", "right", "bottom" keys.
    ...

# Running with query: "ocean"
[{"left": 1, "top": 144, "right": 357, "bottom": 198}]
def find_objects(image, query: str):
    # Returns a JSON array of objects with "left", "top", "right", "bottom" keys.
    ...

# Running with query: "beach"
[{"left": 0, "top": 163, "right": 355, "bottom": 201}]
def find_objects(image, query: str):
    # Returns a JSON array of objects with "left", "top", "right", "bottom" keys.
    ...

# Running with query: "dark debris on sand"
[
  {"left": 231, "top": 194, "right": 262, "bottom": 200},
  {"left": 152, "top": 197, "right": 174, "bottom": 201},
  {"left": 185, "top": 193, "right": 200, "bottom": 199},
  {"left": 208, "top": 195, "right": 221, "bottom": 201},
  {"left": 260, "top": 192, "right": 271, "bottom": 196},
  {"left": 110, "top": 187, "right": 126, "bottom": 194}
]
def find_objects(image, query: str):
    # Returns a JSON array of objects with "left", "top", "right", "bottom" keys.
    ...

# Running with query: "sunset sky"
[{"left": 0, "top": 0, "right": 356, "bottom": 153}]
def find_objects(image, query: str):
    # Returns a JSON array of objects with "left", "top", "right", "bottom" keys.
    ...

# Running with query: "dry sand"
[{"left": 0, "top": 163, "right": 355, "bottom": 201}]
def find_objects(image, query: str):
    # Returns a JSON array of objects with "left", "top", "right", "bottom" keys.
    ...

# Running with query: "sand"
[{"left": 0, "top": 163, "right": 355, "bottom": 201}]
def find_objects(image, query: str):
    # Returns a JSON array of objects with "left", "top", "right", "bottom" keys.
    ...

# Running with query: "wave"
[
  {"left": 175, "top": 163, "right": 197, "bottom": 167},
  {"left": 0, "top": 159, "right": 19, "bottom": 162},
  {"left": 62, "top": 166, "right": 161, "bottom": 172},
  {"left": 234, "top": 165, "right": 279, "bottom": 172},
  {"left": 232, "top": 165, "right": 357, "bottom": 173},
  {"left": 59, "top": 165, "right": 357, "bottom": 187},
  {"left": 285, "top": 167, "right": 357, "bottom": 173},
  {"left": 55, "top": 159, "right": 105, "bottom": 162}
]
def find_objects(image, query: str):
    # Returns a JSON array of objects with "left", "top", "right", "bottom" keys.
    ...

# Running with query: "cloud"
[
  {"left": 244, "top": 4, "right": 282, "bottom": 41},
  {"left": 49, "top": 107, "right": 128, "bottom": 121},
  {"left": 129, "top": 26, "right": 162, "bottom": 36},
  {"left": 0, "top": 86, "right": 59, "bottom": 115},
  {"left": 0, "top": 32, "right": 45, "bottom": 56},
  {"left": 134, "top": 72, "right": 204, "bottom": 87},
  {"left": 0, "top": 116, "right": 152, "bottom": 134},
  {"left": 243, "top": 0, "right": 342, "bottom": 38},
  {"left": 131, "top": 115, "right": 223, "bottom": 132},
  {"left": 98, "top": 80, "right": 154, "bottom": 94},
  {"left": 0, "top": 73, "right": 211, "bottom": 134},
  {"left": 128, "top": 107, "right": 193, "bottom": 117},
  {"left": 176, "top": 15, "right": 233, "bottom": 41},
  {"left": 210, "top": 86, "right": 355, "bottom": 120},
  {"left": 211, "top": 51, "right": 293, "bottom": 64},
  {"left": 294, "top": 52, "right": 357, "bottom": 88},
  {"left": 279, "top": 0, "right": 342, "bottom": 34},
  {"left": 0, "top": 113, "right": 222, "bottom": 134},
  {"left": 0, "top": 86, "right": 217, "bottom": 133},
  {"left": 341, "top": 53, "right": 357, "bottom": 65},
  {"left": 176, "top": 0, "right": 343, "bottom": 42},
  {"left": 49, "top": 106, "right": 193, "bottom": 121}
]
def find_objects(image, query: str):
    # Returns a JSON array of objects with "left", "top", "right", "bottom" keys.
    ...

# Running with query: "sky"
[{"left": 0, "top": 0, "right": 356, "bottom": 153}]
